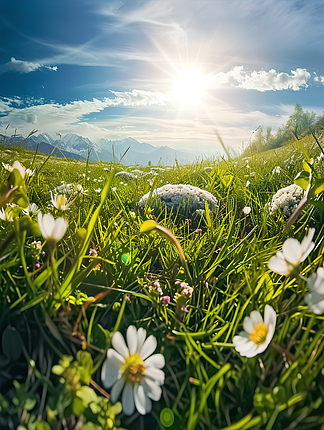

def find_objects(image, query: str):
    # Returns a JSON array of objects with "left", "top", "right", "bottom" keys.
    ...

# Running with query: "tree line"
[{"left": 245, "top": 103, "right": 324, "bottom": 155}]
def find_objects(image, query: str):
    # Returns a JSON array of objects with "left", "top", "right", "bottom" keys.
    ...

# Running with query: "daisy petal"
[
  {"left": 122, "top": 382, "right": 135, "bottom": 416},
  {"left": 264, "top": 305, "right": 276, "bottom": 329},
  {"left": 142, "top": 377, "right": 162, "bottom": 401},
  {"left": 101, "top": 349, "right": 124, "bottom": 388},
  {"left": 282, "top": 238, "right": 302, "bottom": 265},
  {"left": 110, "top": 377, "right": 125, "bottom": 403},
  {"left": 144, "top": 367, "right": 165, "bottom": 385},
  {"left": 112, "top": 331, "right": 129, "bottom": 357},
  {"left": 140, "top": 335, "right": 157, "bottom": 360},
  {"left": 268, "top": 255, "right": 290, "bottom": 275},
  {"left": 144, "top": 353, "right": 165, "bottom": 369},
  {"left": 249, "top": 311, "right": 263, "bottom": 326},
  {"left": 126, "top": 325, "right": 138, "bottom": 355},
  {"left": 136, "top": 327, "right": 147, "bottom": 353},
  {"left": 134, "top": 384, "right": 152, "bottom": 415},
  {"left": 242, "top": 316, "right": 254, "bottom": 333}
]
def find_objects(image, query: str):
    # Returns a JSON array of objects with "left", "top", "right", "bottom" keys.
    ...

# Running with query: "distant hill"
[
  {"left": 0, "top": 134, "right": 86, "bottom": 161},
  {"left": 1, "top": 132, "right": 197, "bottom": 165}
]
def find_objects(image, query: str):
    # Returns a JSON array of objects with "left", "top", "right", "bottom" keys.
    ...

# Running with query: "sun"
[{"left": 173, "top": 69, "right": 205, "bottom": 105}]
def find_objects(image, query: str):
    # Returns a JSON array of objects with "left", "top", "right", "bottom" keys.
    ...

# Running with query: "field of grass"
[{"left": 1, "top": 136, "right": 324, "bottom": 430}]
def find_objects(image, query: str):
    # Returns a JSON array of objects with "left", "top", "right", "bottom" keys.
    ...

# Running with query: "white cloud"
[
  {"left": 205, "top": 67, "right": 311, "bottom": 92},
  {"left": 110, "top": 89, "right": 170, "bottom": 106},
  {"left": 0, "top": 90, "right": 172, "bottom": 138},
  {"left": 1, "top": 57, "right": 58, "bottom": 74},
  {"left": 236, "top": 68, "right": 311, "bottom": 92}
]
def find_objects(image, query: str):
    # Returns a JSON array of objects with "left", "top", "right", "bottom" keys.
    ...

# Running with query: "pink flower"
[
  {"left": 181, "top": 306, "right": 189, "bottom": 313},
  {"left": 160, "top": 296, "right": 170, "bottom": 305}
]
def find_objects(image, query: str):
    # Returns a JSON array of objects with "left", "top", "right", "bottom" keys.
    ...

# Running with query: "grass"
[{"left": 1, "top": 135, "right": 324, "bottom": 430}]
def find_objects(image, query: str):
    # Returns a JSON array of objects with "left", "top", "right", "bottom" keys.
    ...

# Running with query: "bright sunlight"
[{"left": 173, "top": 69, "right": 205, "bottom": 105}]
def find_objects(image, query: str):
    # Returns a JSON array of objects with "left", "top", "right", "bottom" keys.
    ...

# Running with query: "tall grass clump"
[{"left": 1, "top": 134, "right": 324, "bottom": 429}]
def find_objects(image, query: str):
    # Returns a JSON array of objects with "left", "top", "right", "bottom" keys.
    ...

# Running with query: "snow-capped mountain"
[
  {"left": 2, "top": 131, "right": 199, "bottom": 165},
  {"left": 100, "top": 137, "right": 158, "bottom": 155}
]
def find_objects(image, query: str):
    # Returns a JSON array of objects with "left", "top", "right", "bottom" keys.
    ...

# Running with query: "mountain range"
[{"left": 1, "top": 132, "right": 197, "bottom": 165}]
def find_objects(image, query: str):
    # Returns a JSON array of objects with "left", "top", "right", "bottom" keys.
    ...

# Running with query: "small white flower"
[
  {"left": 268, "top": 228, "right": 315, "bottom": 276},
  {"left": 0, "top": 208, "right": 14, "bottom": 222},
  {"left": 37, "top": 212, "right": 68, "bottom": 243},
  {"left": 94, "top": 188, "right": 102, "bottom": 193},
  {"left": 112, "top": 187, "right": 117, "bottom": 192},
  {"left": 51, "top": 193, "right": 73, "bottom": 210},
  {"left": 3, "top": 161, "right": 26, "bottom": 178},
  {"left": 101, "top": 326, "right": 165, "bottom": 416},
  {"left": 22, "top": 203, "right": 40, "bottom": 216},
  {"left": 272, "top": 166, "right": 280, "bottom": 174},
  {"left": 233, "top": 305, "right": 276, "bottom": 358},
  {"left": 305, "top": 267, "right": 324, "bottom": 314},
  {"left": 246, "top": 180, "right": 250, "bottom": 187},
  {"left": 243, "top": 206, "right": 251, "bottom": 215},
  {"left": 130, "top": 211, "right": 136, "bottom": 218}
]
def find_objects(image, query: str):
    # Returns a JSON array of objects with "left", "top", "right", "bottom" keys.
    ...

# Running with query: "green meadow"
[{"left": 1, "top": 133, "right": 324, "bottom": 430}]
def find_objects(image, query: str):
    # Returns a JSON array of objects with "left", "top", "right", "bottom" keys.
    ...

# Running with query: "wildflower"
[
  {"left": 0, "top": 208, "right": 14, "bottom": 222},
  {"left": 233, "top": 305, "right": 276, "bottom": 357},
  {"left": 305, "top": 267, "right": 324, "bottom": 314},
  {"left": 94, "top": 188, "right": 101, "bottom": 193},
  {"left": 195, "top": 228, "right": 203, "bottom": 234},
  {"left": 25, "top": 168, "right": 35, "bottom": 177},
  {"left": 51, "top": 193, "right": 73, "bottom": 210},
  {"left": 3, "top": 161, "right": 25, "bottom": 177},
  {"left": 31, "top": 240, "right": 42, "bottom": 250},
  {"left": 101, "top": 325, "right": 165, "bottom": 415},
  {"left": 243, "top": 206, "right": 251, "bottom": 215},
  {"left": 181, "top": 306, "right": 189, "bottom": 313},
  {"left": 246, "top": 180, "right": 250, "bottom": 187},
  {"left": 112, "top": 187, "right": 117, "bottom": 192},
  {"left": 268, "top": 228, "right": 315, "bottom": 276},
  {"left": 130, "top": 211, "right": 136, "bottom": 218},
  {"left": 22, "top": 203, "right": 40, "bottom": 216},
  {"left": 89, "top": 248, "right": 98, "bottom": 257},
  {"left": 266, "top": 184, "right": 303, "bottom": 218},
  {"left": 272, "top": 166, "right": 280, "bottom": 174},
  {"left": 75, "top": 184, "right": 84, "bottom": 193},
  {"left": 160, "top": 296, "right": 170, "bottom": 305},
  {"left": 37, "top": 213, "right": 68, "bottom": 244}
]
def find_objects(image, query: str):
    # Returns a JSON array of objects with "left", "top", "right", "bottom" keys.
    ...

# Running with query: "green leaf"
[
  {"left": 2, "top": 326, "right": 23, "bottom": 361},
  {"left": 221, "top": 174, "right": 233, "bottom": 187},
  {"left": 76, "top": 350, "right": 93, "bottom": 383},
  {"left": 76, "top": 385, "right": 97, "bottom": 407},
  {"left": 72, "top": 395, "right": 85, "bottom": 416},
  {"left": 35, "top": 421, "right": 52, "bottom": 430},
  {"left": 294, "top": 170, "right": 310, "bottom": 190},
  {"left": 310, "top": 177, "right": 324, "bottom": 196}
]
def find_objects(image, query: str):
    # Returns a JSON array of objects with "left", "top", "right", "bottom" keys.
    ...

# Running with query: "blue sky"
[{"left": 1, "top": 0, "right": 324, "bottom": 154}]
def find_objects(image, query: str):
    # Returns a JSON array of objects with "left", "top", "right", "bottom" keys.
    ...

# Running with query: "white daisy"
[
  {"left": 22, "top": 203, "right": 40, "bottom": 216},
  {"left": 37, "top": 212, "right": 68, "bottom": 243},
  {"left": 101, "top": 326, "right": 165, "bottom": 416},
  {"left": 243, "top": 206, "right": 251, "bottom": 215},
  {"left": 233, "top": 305, "right": 276, "bottom": 358},
  {"left": 51, "top": 193, "right": 73, "bottom": 210},
  {"left": 305, "top": 267, "right": 324, "bottom": 314},
  {"left": 268, "top": 228, "right": 315, "bottom": 276}
]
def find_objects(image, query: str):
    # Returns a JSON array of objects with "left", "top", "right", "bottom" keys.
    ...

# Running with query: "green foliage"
[{"left": 1, "top": 136, "right": 324, "bottom": 429}]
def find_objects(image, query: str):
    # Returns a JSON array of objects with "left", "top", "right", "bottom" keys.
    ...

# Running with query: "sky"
[{"left": 1, "top": 0, "right": 324, "bottom": 155}]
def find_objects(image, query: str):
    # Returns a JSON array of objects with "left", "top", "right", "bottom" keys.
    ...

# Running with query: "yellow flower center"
[
  {"left": 121, "top": 353, "right": 146, "bottom": 383},
  {"left": 57, "top": 195, "right": 68, "bottom": 209},
  {"left": 249, "top": 323, "right": 268, "bottom": 345}
]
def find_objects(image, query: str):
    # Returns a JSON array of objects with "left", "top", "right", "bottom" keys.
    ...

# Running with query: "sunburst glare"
[{"left": 173, "top": 69, "right": 205, "bottom": 105}]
